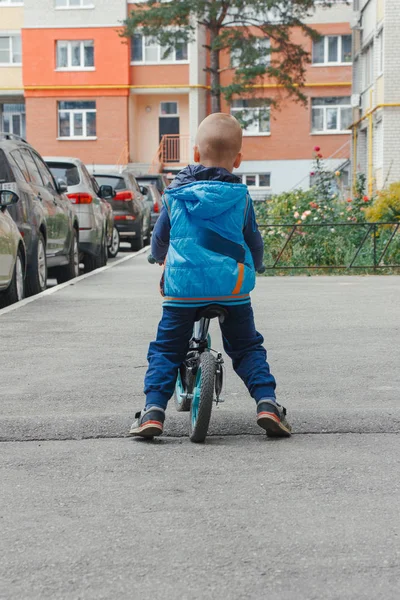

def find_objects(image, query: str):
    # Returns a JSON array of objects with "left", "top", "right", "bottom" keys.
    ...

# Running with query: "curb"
[{"left": 0, "top": 246, "right": 149, "bottom": 317}]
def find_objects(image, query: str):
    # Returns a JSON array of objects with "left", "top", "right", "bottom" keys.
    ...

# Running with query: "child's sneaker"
[
  {"left": 256, "top": 399, "right": 292, "bottom": 437},
  {"left": 129, "top": 406, "right": 165, "bottom": 438}
]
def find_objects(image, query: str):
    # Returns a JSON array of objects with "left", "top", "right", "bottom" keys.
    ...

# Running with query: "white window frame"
[
  {"left": 56, "top": 40, "right": 95, "bottom": 71},
  {"left": 1, "top": 104, "right": 26, "bottom": 137},
  {"left": 131, "top": 33, "right": 189, "bottom": 65},
  {"left": 58, "top": 103, "right": 97, "bottom": 140},
  {"left": 55, "top": 0, "right": 94, "bottom": 9},
  {"left": 312, "top": 34, "right": 352, "bottom": 66},
  {"left": 231, "top": 104, "right": 271, "bottom": 137},
  {"left": 0, "top": 0, "right": 24, "bottom": 6},
  {"left": 377, "top": 29, "right": 384, "bottom": 76},
  {"left": 0, "top": 33, "right": 22, "bottom": 67},
  {"left": 362, "top": 42, "right": 374, "bottom": 89},
  {"left": 242, "top": 174, "right": 271, "bottom": 188},
  {"left": 231, "top": 38, "right": 270, "bottom": 69},
  {"left": 311, "top": 98, "right": 352, "bottom": 135},
  {"left": 159, "top": 102, "right": 179, "bottom": 117}
]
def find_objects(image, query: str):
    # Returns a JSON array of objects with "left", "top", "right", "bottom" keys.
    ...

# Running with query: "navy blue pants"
[{"left": 144, "top": 303, "right": 276, "bottom": 409}]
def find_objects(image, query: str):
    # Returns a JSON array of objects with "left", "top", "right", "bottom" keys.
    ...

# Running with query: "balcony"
[{"left": 150, "top": 134, "right": 191, "bottom": 173}]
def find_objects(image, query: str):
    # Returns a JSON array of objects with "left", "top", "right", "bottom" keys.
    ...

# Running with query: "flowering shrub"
[
  {"left": 253, "top": 149, "right": 400, "bottom": 273},
  {"left": 365, "top": 182, "right": 400, "bottom": 223}
]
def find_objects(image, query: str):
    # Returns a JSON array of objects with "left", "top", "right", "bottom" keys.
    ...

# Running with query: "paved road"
[{"left": 1, "top": 254, "right": 399, "bottom": 599}]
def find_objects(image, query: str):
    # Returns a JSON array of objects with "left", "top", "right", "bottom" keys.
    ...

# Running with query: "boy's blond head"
[{"left": 194, "top": 113, "right": 242, "bottom": 170}]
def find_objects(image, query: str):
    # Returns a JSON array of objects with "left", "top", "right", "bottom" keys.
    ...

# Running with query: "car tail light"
[
  {"left": 115, "top": 191, "right": 133, "bottom": 201},
  {"left": 67, "top": 193, "right": 93, "bottom": 204},
  {"left": 153, "top": 201, "right": 160, "bottom": 213},
  {"left": 114, "top": 215, "right": 136, "bottom": 221}
]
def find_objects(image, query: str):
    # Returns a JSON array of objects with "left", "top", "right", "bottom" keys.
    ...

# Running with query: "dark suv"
[
  {"left": 93, "top": 170, "right": 151, "bottom": 251},
  {"left": 0, "top": 134, "right": 79, "bottom": 295}
]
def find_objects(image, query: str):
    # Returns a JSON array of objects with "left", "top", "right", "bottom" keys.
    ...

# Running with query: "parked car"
[
  {"left": 0, "top": 189, "right": 26, "bottom": 307},
  {"left": 136, "top": 174, "right": 169, "bottom": 195},
  {"left": 93, "top": 170, "right": 151, "bottom": 251},
  {"left": 0, "top": 133, "right": 79, "bottom": 295},
  {"left": 45, "top": 157, "right": 116, "bottom": 267},
  {"left": 139, "top": 183, "right": 163, "bottom": 229}
]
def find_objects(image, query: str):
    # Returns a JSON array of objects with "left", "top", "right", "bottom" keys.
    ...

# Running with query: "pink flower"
[
  {"left": 314, "top": 146, "right": 320, "bottom": 152},
  {"left": 310, "top": 172, "right": 315, "bottom": 176},
  {"left": 294, "top": 211, "right": 300, "bottom": 218}
]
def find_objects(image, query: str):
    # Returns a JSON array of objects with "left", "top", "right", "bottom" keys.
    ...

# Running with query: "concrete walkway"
[{"left": 1, "top": 254, "right": 399, "bottom": 599}]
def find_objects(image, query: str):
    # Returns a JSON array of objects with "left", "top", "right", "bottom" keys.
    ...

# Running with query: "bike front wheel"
[{"left": 189, "top": 351, "right": 216, "bottom": 443}]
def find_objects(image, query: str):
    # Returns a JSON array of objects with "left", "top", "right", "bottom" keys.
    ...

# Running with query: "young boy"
[{"left": 129, "top": 113, "right": 291, "bottom": 438}]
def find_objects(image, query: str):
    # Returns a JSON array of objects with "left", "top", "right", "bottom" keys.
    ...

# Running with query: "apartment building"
[
  {"left": 0, "top": 0, "right": 25, "bottom": 138},
  {"left": 1, "top": 0, "right": 352, "bottom": 195},
  {"left": 351, "top": 0, "right": 399, "bottom": 194}
]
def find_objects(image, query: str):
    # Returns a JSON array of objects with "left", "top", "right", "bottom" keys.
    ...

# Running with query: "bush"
[
  {"left": 253, "top": 150, "right": 400, "bottom": 273},
  {"left": 365, "top": 182, "right": 400, "bottom": 223}
]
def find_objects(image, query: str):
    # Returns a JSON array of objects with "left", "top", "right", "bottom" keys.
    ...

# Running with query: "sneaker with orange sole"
[
  {"left": 256, "top": 399, "right": 292, "bottom": 438},
  {"left": 129, "top": 406, "right": 165, "bottom": 438}
]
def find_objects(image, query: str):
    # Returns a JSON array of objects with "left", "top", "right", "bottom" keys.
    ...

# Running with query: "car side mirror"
[
  {"left": 99, "top": 185, "right": 115, "bottom": 199},
  {"left": 57, "top": 178, "right": 68, "bottom": 194},
  {"left": 140, "top": 185, "right": 148, "bottom": 196},
  {"left": 0, "top": 189, "right": 19, "bottom": 210}
]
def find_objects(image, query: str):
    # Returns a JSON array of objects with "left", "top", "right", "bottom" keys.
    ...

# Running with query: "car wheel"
[
  {"left": 55, "top": 229, "right": 79, "bottom": 284},
  {"left": 144, "top": 221, "right": 151, "bottom": 247},
  {"left": 108, "top": 226, "right": 120, "bottom": 258},
  {"left": 83, "top": 231, "right": 107, "bottom": 273},
  {"left": 0, "top": 248, "right": 25, "bottom": 308},
  {"left": 131, "top": 226, "right": 144, "bottom": 252},
  {"left": 26, "top": 232, "right": 47, "bottom": 297}
]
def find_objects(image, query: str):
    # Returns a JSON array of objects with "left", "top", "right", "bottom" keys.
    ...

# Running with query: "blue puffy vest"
[{"left": 161, "top": 180, "right": 256, "bottom": 306}]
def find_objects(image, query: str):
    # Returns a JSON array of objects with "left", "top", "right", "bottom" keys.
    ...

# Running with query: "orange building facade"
[{"left": 0, "top": 0, "right": 353, "bottom": 194}]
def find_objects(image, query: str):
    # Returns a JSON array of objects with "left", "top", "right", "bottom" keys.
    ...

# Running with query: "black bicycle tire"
[{"left": 189, "top": 352, "right": 216, "bottom": 443}]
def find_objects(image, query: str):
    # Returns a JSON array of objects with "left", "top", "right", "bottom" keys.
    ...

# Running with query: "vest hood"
[{"left": 165, "top": 180, "right": 249, "bottom": 220}]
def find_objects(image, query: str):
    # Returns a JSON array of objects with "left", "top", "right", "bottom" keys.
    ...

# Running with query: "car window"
[
  {"left": 10, "top": 150, "right": 30, "bottom": 183},
  {"left": 80, "top": 163, "right": 99, "bottom": 194},
  {"left": 47, "top": 162, "right": 80, "bottom": 187},
  {"left": 94, "top": 175, "right": 125, "bottom": 190},
  {"left": 127, "top": 173, "right": 141, "bottom": 193},
  {"left": 0, "top": 149, "right": 15, "bottom": 184},
  {"left": 19, "top": 148, "right": 43, "bottom": 186},
  {"left": 31, "top": 152, "right": 57, "bottom": 190}
]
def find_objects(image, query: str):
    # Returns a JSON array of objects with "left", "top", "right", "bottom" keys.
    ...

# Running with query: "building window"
[
  {"left": 377, "top": 30, "right": 384, "bottom": 75},
  {"left": 231, "top": 99, "right": 270, "bottom": 136},
  {"left": 363, "top": 42, "right": 374, "bottom": 88},
  {"left": 131, "top": 34, "right": 188, "bottom": 64},
  {"left": 58, "top": 101, "right": 96, "bottom": 139},
  {"left": 1, "top": 103, "right": 25, "bottom": 138},
  {"left": 231, "top": 38, "right": 270, "bottom": 68},
  {"left": 55, "top": 0, "right": 93, "bottom": 7},
  {"left": 56, "top": 40, "right": 94, "bottom": 70},
  {"left": 242, "top": 173, "right": 271, "bottom": 188},
  {"left": 160, "top": 102, "right": 178, "bottom": 116},
  {"left": 0, "top": 35, "right": 22, "bottom": 65},
  {"left": 0, "top": 0, "right": 24, "bottom": 5},
  {"left": 311, "top": 97, "right": 352, "bottom": 133},
  {"left": 312, "top": 35, "right": 352, "bottom": 65}
]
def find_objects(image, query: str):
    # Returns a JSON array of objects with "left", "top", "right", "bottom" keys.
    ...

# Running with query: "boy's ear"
[
  {"left": 233, "top": 152, "right": 242, "bottom": 169},
  {"left": 193, "top": 146, "right": 200, "bottom": 163}
]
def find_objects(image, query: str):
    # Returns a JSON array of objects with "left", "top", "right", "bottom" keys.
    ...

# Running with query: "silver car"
[
  {"left": 45, "top": 157, "right": 114, "bottom": 271},
  {"left": 0, "top": 190, "right": 26, "bottom": 307}
]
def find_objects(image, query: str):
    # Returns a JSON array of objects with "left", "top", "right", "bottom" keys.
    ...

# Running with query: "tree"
[{"left": 123, "top": 0, "right": 325, "bottom": 116}]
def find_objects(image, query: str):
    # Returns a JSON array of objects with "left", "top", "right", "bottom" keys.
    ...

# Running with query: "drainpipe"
[{"left": 352, "top": 126, "right": 358, "bottom": 196}]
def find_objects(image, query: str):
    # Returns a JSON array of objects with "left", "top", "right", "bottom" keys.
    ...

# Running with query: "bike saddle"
[{"left": 195, "top": 304, "right": 229, "bottom": 323}]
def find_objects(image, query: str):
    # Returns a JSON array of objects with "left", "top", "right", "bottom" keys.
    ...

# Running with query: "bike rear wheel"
[
  {"left": 189, "top": 351, "right": 216, "bottom": 443},
  {"left": 174, "top": 367, "right": 192, "bottom": 412}
]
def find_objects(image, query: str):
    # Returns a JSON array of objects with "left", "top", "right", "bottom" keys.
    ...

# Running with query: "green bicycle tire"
[{"left": 189, "top": 351, "right": 216, "bottom": 443}]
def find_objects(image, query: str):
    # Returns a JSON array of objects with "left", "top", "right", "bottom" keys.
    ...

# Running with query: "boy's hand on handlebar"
[{"left": 148, "top": 254, "right": 163, "bottom": 266}]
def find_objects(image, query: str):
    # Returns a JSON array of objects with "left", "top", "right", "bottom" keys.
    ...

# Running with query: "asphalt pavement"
[{"left": 1, "top": 252, "right": 399, "bottom": 599}]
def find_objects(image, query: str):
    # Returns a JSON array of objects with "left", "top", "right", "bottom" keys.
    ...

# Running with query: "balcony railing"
[{"left": 150, "top": 134, "right": 191, "bottom": 173}]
